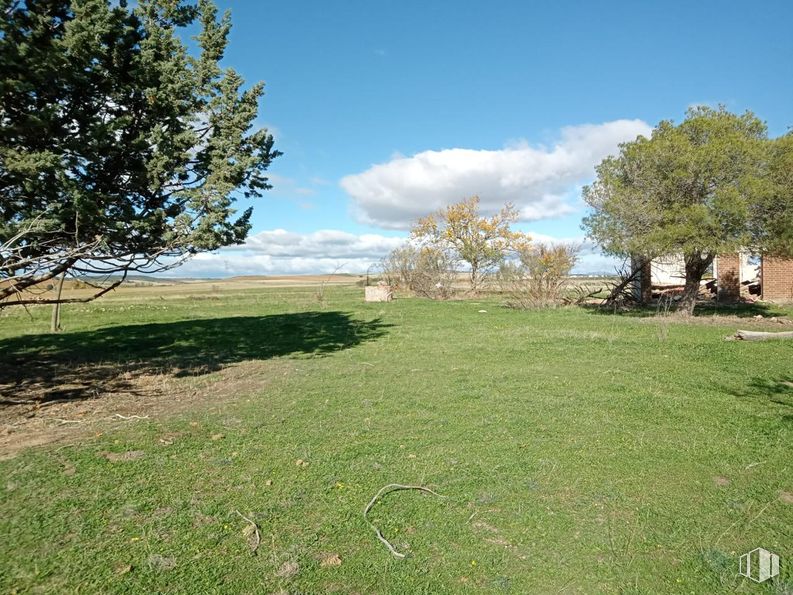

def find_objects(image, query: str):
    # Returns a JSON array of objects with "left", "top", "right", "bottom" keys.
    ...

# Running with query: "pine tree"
[{"left": 0, "top": 0, "right": 280, "bottom": 306}]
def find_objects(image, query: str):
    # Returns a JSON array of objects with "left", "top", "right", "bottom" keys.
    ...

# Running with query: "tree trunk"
[
  {"left": 469, "top": 263, "right": 478, "bottom": 293},
  {"left": 677, "top": 253, "right": 714, "bottom": 316},
  {"left": 50, "top": 272, "right": 66, "bottom": 333}
]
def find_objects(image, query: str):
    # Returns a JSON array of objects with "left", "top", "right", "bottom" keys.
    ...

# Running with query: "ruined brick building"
[{"left": 633, "top": 253, "right": 793, "bottom": 303}]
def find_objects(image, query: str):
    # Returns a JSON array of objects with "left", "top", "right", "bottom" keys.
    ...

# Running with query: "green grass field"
[{"left": 1, "top": 286, "right": 792, "bottom": 593}]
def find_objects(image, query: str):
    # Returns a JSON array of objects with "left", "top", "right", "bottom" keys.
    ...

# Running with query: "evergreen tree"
[
  {"left": 583, "top": 107, "right": 769, "bottom": 314},
  {"left": 0, "top": 0, "right": 280, "bottom": 306}
]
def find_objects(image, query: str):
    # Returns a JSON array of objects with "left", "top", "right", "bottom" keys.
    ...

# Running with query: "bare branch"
[{"left": 1, "top": 272, "right": 126, "bottom": 308}]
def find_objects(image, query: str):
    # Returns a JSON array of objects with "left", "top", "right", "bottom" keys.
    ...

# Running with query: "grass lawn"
[{"left": 1, "top": 286, "right": 792, "bottom": 593}]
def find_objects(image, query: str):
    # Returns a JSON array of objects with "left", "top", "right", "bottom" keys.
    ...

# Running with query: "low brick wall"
[
  {"left": 717, "top": 253, "right": 741, "bottom": 302},
  {"left": 762, "top": 256, "right": 793, "bottom": 302}
]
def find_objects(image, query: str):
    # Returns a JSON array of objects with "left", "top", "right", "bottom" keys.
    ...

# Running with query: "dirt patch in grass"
[
  {"left": 0, "top": 359, "right": 286, "bottom": 459},
  {"left": 634, "top": 312, "right": 793, "bottom": 332}
]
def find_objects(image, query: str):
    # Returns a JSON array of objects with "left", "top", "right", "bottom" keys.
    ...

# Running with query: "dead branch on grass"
[
  {"left": 727, "top": 330, "right": 793, "bottom": 341},
  {"left": 232, "top": 510, "right": 261, "bottom": 555},
  {"left": 364, "top": 483, "right": 445, "bottom": 559}
]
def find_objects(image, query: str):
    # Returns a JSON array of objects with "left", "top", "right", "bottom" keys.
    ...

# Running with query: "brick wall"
[
  {"left": 717, "top": 253, "right": 741, "bottom": 302},
  {"left": 762, "top": 256, "right": 793, "bottom": 302}
]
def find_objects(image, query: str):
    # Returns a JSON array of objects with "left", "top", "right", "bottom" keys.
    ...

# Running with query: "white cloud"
[
  {"left": 340, "top": 119, "right": 651, "bottom": 229},
  {"left": 157, "top": 227, "right": 623, "bottom": 278},
  {"left": 237, "top": 228, "right": 405, "bottom": 259},
  {"left": 169, "top": 253, "right": 381, "bottom": 277},
  {"left": 160, "top": 229, "right": 406, "bottom": 277}
]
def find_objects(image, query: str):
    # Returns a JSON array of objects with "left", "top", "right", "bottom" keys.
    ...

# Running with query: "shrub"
[
  {"left": 379, "top": 245, "right": 419, "bottom": 291},
  {"left": 380, "top": 244, "right": 458, "bottom": 299},
  {"left": 499, "top": 243, "right": 579, "bottom": 308}
]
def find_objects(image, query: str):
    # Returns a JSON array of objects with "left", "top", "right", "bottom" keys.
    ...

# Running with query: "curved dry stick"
[
  {"left": 232, "top": 510, "right": 261, "bottom": 555},
  {"left": 363, "top": 483, "right": 444, "bottom": 559}
]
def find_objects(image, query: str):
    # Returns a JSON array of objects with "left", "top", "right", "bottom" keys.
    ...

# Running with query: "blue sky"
[{"left": 176, "top": 0, "right": 793, "bottom": 276}]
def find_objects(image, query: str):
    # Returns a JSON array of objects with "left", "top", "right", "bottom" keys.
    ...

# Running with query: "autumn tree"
[
  {"left": 411, "top": 196, "right": 529, "bottom": 293},
  {"left": 582, "top": 106, "right": 769, "bottom": 315},
  {"left": 0, "top": 0, "right": 279, "bottom": 308}
]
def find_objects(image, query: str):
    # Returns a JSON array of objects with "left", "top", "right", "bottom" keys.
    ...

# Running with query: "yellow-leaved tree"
[{"left": 411, "top": 196, "right": 530, "bottom": 293}]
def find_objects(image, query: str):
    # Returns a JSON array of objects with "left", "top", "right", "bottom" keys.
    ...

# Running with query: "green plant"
[{"left": 0, "top": 285, "right": 791, "bottom": 592}]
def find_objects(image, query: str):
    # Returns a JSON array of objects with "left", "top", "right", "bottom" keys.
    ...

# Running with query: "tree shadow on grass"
[
  {"left": 581, "top": 301, "right": 785, "bottom": 319},
  {"left": 728, "top": 374, "right": 793, "bottom": 423},
  {"left": 0, "top": 312, "right": 391, "bottom": 405}
]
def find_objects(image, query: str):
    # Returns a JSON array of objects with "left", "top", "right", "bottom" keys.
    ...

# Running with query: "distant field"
[
  {"left": 1, "top": 284, "right": 791, "bottom": 593},
  {"left": 2, "top": 273, "right": 367, "bottom": 305},
  {"left": 2, "top": 273, "right": 618, "bottom": 308}
]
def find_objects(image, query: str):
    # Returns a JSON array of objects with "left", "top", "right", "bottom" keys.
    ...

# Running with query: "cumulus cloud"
[
  {"left": 158, "top": 227, "right": 621, "bottom": 278},
  {"left": 161, "top": 229, "right": 406, "bottom": 277},
  {"left": 237, "top": 228, "right": 405, "bottom": 259},
  {"left": 170, "top": 253, "right": 381, "bottom": 277},
  {"left": 340, "top": 119, "right": 651, "bottom": 229}
]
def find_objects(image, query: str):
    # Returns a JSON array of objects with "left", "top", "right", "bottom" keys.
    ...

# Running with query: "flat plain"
[{"left": 1, "top": 281, "right": 791, "bottom": 593}]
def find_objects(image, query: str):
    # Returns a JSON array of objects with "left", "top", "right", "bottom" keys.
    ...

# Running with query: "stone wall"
[{"left": 364, "top": 286, "right": 393, "bottom": 302}]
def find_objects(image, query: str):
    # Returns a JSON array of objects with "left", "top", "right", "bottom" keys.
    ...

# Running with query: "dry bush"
[
  {"left": 380, "top": 244, "right": 457, "bottom": 300},
  {"left": 412, "top": 247, "right": 458, "bottom": 299},
  {"left": 380, "top": 245, "right": 419, "bottom": 291},
  {"left": 499, "top": 243, "right": 579, "bottom": 308}
]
